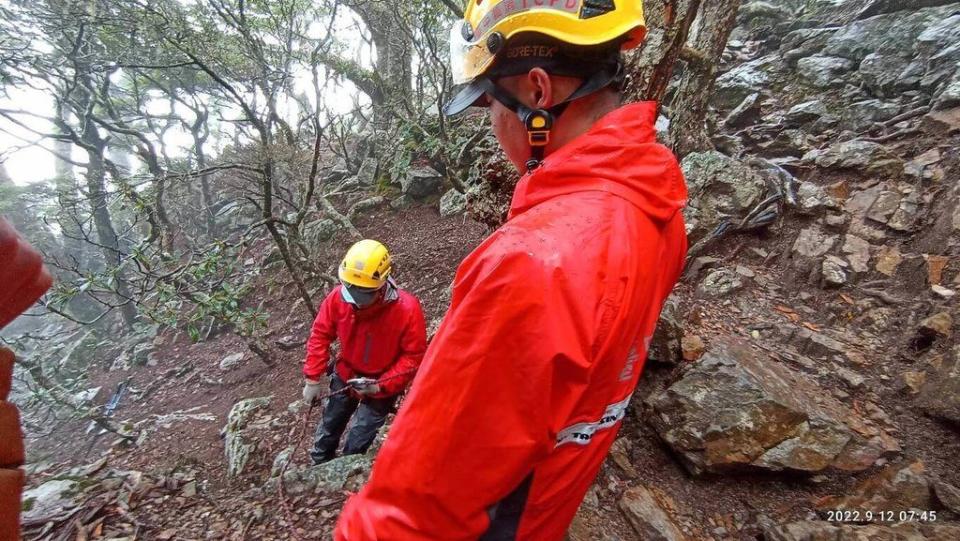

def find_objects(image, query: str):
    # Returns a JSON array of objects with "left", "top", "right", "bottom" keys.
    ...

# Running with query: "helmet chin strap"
[{"left": 477, "top": 63, "right": 623, "bottom": 173}]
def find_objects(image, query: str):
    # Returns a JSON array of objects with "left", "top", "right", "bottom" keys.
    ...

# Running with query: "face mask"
[{"left": 341, "top": 283, "right": 382, "bottom": 308}]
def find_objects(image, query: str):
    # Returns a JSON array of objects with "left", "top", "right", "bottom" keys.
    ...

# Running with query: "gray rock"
[
  {"left": 276, "top": 335, "right": 305, "bottom": 350},
  {"left": 859, "top": 52, "right": 924, "bottom": 97},
  {"left": 618, "top": 486, "right": 685, "bottom": 541},
  {"left": 822, "top": 256, "right": 849, "bottom": 288},
  {"left": 842, "top": 99, "right": 902, "bottom": 131},
  {"left": 272, "top": 454, "right": 374, "bottom": 495},
  {"left": 933, "top": 480, "right": 960, "bottom": 514},
  {"left": 223, "top": 396, "right": 272, "bottom": 477},
  {"left": 841, "top": 235, "right": 871, "bottom": 273},
  {"left": 796, "top": 55, "right": 855, "bottom": 88},
  {"left": 645, "top": 341, "right": 900, "bottom": 475},
  {"left": 303, "top": 218, "right": 343, "bottom": 246},
  {"left": 681, "top": 151, "right": 766, "bottom": 242},
  {"left": 402, "top": 167, "right": 443, "bottom": 200},
  {"left": 935, "top": 71, "right": 960, "bottom": 110},
  {"left": 648, "top": 296, "right": 683, "bottom": 365},
  {"left": 739, "top": 1, "right": 793, "bottom": 28},
  {"left": 439, "top": 189, "right": 468, "bottom": 217},
  {"left": 390, "top": 194, "right": 415, "bottom": 210},
  {"left": 785, "top": 100, "right": 830, "bottom": 126},
  {"left": 355, "top": 158, "right": 378, "bottom": 187},
  {"left": 698, "top": 268, "right": 744, "bottom": 298},
  {"left": 219, "top": 352, "right": 246, "bottom": 371},
  {"left": 803, "top": 140, "right": 901, "bottom": 172},
  {"left": 793, "top": 226, "right": 836, "bottom": 258},
  {"left": 763, "top": 520, "right": 960, "bottom": 541},
  {"left": 917, "top": 347, "right": 960, "bottom": 424},
  {"left": 777, "top": 325, "right": 848, "bottom": 360},
  {"left": 796, "top": 182, "right": 837, "bottom": 214},
  {"left": 21, "top": 479, "right": 80, "bottom": 523},
  {"left": 820, "top": 6, "right": 960, "bottom": 99},
  {"left": 270, "top": 446, "right": 295, "bottom": 478},
  {"left": 347, "top": 196, "right": 386, "bottom": 219},
  {"left": 713, "top": 55, "right": 777, "bottom": 110},
  {"left": 780, "top": 27, "right": 837, "bottom": 67}
]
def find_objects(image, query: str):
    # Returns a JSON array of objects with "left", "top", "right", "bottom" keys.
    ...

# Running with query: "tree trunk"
[
  {"left": 83, "top": 146, "right": 139, "bottom": 328},
  {"left": 667, "top": 0, "right": 742, "bottom": 157},
  {"left": 624, "top": 0, "right": 703, "bottom": 104}
]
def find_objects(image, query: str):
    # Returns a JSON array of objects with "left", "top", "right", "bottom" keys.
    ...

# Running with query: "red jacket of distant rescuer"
[
  {"left": 303, "top": 285, "right": 427, "bottom": 398},
  {"left": 335, "top": 102, "right": 689, "bottom": 540}
]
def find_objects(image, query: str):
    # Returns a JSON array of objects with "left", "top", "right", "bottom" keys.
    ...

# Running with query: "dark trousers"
[{"left": 310, "top": 375, "right": 397, "bottom": 464}]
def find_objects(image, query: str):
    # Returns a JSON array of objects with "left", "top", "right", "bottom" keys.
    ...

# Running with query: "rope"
[{"left": 274, "top": 369, "right": 418, "bottom": 538}]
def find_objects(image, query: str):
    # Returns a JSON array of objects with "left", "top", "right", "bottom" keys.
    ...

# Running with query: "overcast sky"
[{"left": 0, "top": 8, "right": 371, "bottom": 186}]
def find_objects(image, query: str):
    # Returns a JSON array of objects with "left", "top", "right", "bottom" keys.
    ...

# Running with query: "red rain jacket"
[
  {"left": 303, "top": 285, "right": 427, "bottom": 398},
  {"left": 335, "top": 102, "right": 688, "bottom": 540}
]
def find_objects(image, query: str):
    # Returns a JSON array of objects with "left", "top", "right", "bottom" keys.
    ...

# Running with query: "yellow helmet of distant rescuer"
[
  {"left": 339, "top": 239, "right": 392, "bottom": 289},
  {"left": 449, "top": 0, "right": 646, "bottom": 87},
  {"left": 445, "top": 1, "right": 647, "bottom": 172}
]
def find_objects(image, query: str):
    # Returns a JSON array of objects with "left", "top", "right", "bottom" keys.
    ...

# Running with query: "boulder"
[
  {"left": 21, "top": 479, "right": 80, "bottom": 524},
  {"left": 803, "top": 140, "right": 902, "bottom": 173},
  {"left": 784, "top": 100, "right": 830, "bottom": 127},
  {"left": 402, "top": 167, "right": 443, "bottom": 200},
  {"left": 796, "top": 55, "right": 855, "bottom": 88},
  {"left": 347, "top": 196, "right": 386, "bottom": 219},
  {"left": 697, "top": 268, "right": 744, "bottom": 298},
  {"left": 933, "top": 480, "right": 960, "bottom": 514},
  {"left": 439, "top": 189, "right": 468, "bottom": 217},
  {"left": 648, "top": 296, "right": 683, "bottom": 365},
  {"left": 917, "top": 348, "right": 960, "bottom": 424},
  {"left": 841, "top": 235, "right": 871, "bottom": 273},
  {"left": 618, "top": 486, "right": 685, "bottom": 541},
  {"left": 819, "top": 5, "right": 960, "bottom": 99},
  {"left": 303, "top": 218, "right": 343, "bottom": 246},
  {"left": 842, "top": 100, "right": 902, "bottom": 132},
  {"left": 681, "top": 151, "right": 766, "bottom": 242},
  {"left": 822, "top": 256, "right": 849, "bottom": 288},
  {"left": 780, "top": 28, "right": 837, "bottom": 67},
  {"left": 223, "top": 396, "right": 272, "bottom": 477},
  {"left": 796, "top": 182, "right": 837, "bottom": 214},
  {"left": 792, "top": 226, "right": 836, "bottom": 258},
  {"left": 390, "top": 194, "right": 415, "bottom": 210},
  {"left": 271, "top": 454, "right": 373, "bottom": 495},
  {"left": 645, "top": 341, "right": 900, "bottom": 475},
  {"left": 713, "top": 55, "right": 777, "bottom": 110}
]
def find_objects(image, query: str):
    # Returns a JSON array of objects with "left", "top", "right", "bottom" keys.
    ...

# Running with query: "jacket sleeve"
[
  {"left": 334, "top": 250, "right": 590, "bottom": 540},
  {"left": 377, "top": 297, "right": 427, "bottom": 395},
  {"left": 302, "top": 289, "right": 339, "bottom": 380}
]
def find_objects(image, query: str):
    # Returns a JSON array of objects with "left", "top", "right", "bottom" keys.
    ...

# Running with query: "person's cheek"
[{"left": 489, "top": 103, "right": 526, "bottom": 172}]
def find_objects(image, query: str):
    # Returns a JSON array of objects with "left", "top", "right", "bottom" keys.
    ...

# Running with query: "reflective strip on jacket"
[
  {"left": 335, "top": 101, "right": 688, "bottom": 540},
  {"left": 303, "top": 285, "right": 427, "bottom": 398}
]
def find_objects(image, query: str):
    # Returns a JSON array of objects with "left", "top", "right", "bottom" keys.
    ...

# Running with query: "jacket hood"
[{"left": 508, "top": 102, "right": 688, "bottom": 224}]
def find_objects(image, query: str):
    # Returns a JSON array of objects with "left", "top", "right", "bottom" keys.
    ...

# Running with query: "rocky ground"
[{"left": 17, "top": 1, "right": 960, "bottom": 540}]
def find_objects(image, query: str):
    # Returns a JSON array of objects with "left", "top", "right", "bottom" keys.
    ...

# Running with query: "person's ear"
[{"left": 526, "top": 68, "right": 554, "bottom": 109}]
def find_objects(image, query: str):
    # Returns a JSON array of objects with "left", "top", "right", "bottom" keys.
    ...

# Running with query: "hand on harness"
[{"left": 347, "top": 377, "right": 381, "bottom": 396}]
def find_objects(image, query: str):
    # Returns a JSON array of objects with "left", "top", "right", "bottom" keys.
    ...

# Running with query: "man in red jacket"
[
  {"left": 302, "top": 239, "right": 427, "bottom": 465},
  {"left": 0, "top": 218, "right": 53, "bottom": 540},
  {"left": 336, "top": 1, "right": 688, "bottom": 539}
]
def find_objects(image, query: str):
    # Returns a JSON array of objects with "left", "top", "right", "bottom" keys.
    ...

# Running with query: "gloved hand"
[
  {"left": 347, "top": 377, "right": 381, "bottom": 396},
  {"left": 303, "top": 379, "right": 323, "bottom": 405}
]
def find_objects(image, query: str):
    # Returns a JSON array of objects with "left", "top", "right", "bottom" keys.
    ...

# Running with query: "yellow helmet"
[
  {"left": 445, "top": 1, "right": 646, "bottom": 172},
  {"left": 449, "top": 0, "right": 646, "bottom": 88},
  {"left": 338, "top": 239, "right": 392, "bottom": 289}
]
